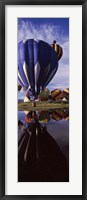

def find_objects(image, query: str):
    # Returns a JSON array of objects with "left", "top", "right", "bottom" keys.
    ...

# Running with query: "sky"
[{"left": 18, "top": 18, "right": 69, "bottom": 99}]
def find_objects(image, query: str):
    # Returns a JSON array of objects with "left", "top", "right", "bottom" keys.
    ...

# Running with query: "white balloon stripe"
[
  {"left": 18, "top": 70, "right": 25, "bottom": 87},
  {"left": 18, "top": 80, "right": 21, "bottom": 86},
  {"left": 26, "top": 85, "right": 31, "bottom": 93},
  {"left": 34, "top": 61, "right": 40, "bottom": 92},
  {"left": 44, "top": 68, "right": 57, "bottom": 87},
  {"left": 23, "top": 62, "right": 30, "bottom": 86}
]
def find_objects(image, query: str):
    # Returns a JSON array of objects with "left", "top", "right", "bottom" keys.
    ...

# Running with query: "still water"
[{"left": 18, "top": 108, "right": 69, "bottom": 182}]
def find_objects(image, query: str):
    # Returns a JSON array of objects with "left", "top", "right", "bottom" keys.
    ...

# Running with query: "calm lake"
[{"left": 18, "top": 108, "right": 69, "bottom": 182}]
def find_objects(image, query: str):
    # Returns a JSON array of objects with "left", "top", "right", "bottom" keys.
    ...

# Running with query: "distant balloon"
[
  {"left": 18, "top": 83, "right": 22, "bottom": 91},
  {"left": 51, "top": 40, "right": 63, "bottom": 60},
  {"left": 18, "top": 39, "right": 63, "bottom": 98}
]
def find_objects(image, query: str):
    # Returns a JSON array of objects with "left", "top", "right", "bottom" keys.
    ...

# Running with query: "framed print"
[{"left": 0, "top": 0, "right": 87, "bottom": 199}]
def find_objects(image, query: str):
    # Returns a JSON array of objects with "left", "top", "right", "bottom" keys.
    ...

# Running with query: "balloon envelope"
[{"left": 18, "top": 39, "right": 61, "bottom": 97}]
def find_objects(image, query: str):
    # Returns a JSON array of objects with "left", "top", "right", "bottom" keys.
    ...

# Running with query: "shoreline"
[{"left": 18, "top": 101, "right": 69, "bottom": 111}]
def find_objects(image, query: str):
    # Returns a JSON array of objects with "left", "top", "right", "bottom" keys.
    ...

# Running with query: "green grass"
[{"left": 18, "top": 101, "right": 69, "bottom": 111}]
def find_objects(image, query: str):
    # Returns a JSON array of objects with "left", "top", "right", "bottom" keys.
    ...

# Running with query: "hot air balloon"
[
  {"left": 63, "top": 88, "right": 69, "bottom": 100},
  {"left": 51, "top": 89, "right": 62, "bottom": 100},
  {"left": 18, "top": 39, "right": 63, "bottom": 100}
]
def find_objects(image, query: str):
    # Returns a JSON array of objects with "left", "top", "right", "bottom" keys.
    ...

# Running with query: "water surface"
[{"left": 18, "top": 108, "right": 69, "bottom": 182}]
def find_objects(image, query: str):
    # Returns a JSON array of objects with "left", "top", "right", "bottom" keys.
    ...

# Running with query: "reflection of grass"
[{"left": 18, "top": 101, "right": 69, "bottom": 111}]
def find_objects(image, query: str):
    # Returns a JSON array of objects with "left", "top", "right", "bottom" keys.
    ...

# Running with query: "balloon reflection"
[
  {"left": 21, "top": 108, "right": 69, "bottom": 125},
  {"left": 18, "top": 119, "right": 69, "bottom": 182}
]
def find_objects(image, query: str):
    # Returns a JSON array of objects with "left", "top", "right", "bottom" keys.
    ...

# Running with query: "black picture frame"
[{"left": 0, "top": 0, "right": 87, "bottom": 199}]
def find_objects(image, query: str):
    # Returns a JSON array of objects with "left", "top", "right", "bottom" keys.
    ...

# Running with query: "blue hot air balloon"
[{"left": 18, "top": 39, "right": 63, "bottom": 100}]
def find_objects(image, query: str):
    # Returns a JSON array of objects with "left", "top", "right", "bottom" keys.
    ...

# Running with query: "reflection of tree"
[
  {"left": 21, "top": 109, "right": 69, "bottom": 125},
  {"left": 18, "top": 120, "right": 69, "bottom": 182}
]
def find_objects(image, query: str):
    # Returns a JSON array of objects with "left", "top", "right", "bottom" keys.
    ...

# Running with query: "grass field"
[{"left": 18, "top": 101, "right": 69, "bottom": 111}]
